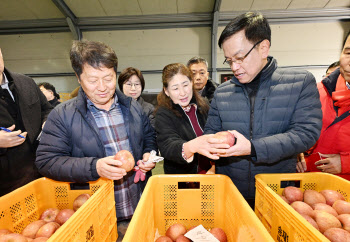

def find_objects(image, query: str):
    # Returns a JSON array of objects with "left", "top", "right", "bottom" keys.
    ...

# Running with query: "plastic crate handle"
[
  {"left": 70, "top": 182, "right": 90, "bottom": 190},
  {"left": 178, "top": 181, "right": 200, "bottom": 189}
]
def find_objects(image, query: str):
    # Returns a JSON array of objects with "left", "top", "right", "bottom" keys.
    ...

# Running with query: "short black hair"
[
  {"left": 38, "top": 82, "right": 60, "bottom": 99},
  {"left": 118, "top": 67, "right": 145, "bottom": 92},
  {"left": 70, "top": 40, "right": 118, "bottom": 78},
  {"left": 186, "top": 57, "right": 208, "bottom": 69},
  {"left": 218, "top": 11, "right": 271, "bottom": 48},
  {"left": 326, "top": 61, "right": 340, "bottom": 73}
]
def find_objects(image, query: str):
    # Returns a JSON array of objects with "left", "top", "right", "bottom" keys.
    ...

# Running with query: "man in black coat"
[
  {"left": 0, "top": 48, "right": 53, "bottom": 196},
  {"left": 187, "top": 57, "right": 218, "bottom": 103}
]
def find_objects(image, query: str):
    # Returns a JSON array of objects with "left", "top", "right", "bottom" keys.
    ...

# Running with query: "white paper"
[
  {"left": 184, "top": 225, "right": 220, "bottom": 242},
  {"left": 145, "top": 150, "right": 164, "bottom": 164}
]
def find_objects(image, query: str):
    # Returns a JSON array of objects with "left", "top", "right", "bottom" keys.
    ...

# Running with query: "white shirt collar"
[
  {"left": 346, "top": 81, "right": 350, "bottom": 90},
  {"left": 1, "top": 72, "right": 15, "bottom": 101}
]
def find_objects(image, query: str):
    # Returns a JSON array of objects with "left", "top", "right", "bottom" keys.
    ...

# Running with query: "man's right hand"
[
  {"left": 96, "top": 156, "right": 127, "bottom": 180},
  {"left": 0, "top": 125, "right": 27, "bottom": 148}
]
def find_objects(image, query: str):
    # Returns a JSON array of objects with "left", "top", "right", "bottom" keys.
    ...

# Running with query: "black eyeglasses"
[{"left": 223, "top": 40, "right": 263, "bottom": 66}]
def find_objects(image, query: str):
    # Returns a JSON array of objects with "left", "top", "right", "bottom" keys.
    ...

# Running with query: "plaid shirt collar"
[{"left": 86, "top": 92, "right": 118, "bottom": 111}]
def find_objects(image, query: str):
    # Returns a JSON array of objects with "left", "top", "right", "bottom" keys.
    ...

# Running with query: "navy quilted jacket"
[
  {"left": 204, "top": 57, "right": 322, "bottom": 198},
  {"left": 35, "top": 88, "right": 157, "bottom": 183}
]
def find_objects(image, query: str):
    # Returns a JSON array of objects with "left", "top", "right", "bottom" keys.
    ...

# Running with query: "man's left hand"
[
  {"left": 137, "top": 152, "right": 156, "bottom": 173},
  {"left": 218, "top": 130, "right": 251, "bottom": 157},
  {"left": 315, "top": 153, "right": 341, "bottom": 174}
]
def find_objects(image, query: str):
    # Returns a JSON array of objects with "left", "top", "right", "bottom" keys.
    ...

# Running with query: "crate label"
[
  {"left": 277, "top": 226, "right": 289, "bottom": 242},
  {"left": 185, "top": 225, "right": 219, "bottom": 242}
]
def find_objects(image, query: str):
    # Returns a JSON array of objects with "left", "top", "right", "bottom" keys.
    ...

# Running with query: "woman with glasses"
[
  {"left": 154, "top": 63, "right": 227, "bottom": 174},
  {"left": 118, "top": 67, "right": 155, "bottom": 128}
]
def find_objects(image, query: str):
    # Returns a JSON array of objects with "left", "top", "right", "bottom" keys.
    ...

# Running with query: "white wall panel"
[
  {"left": 83, "top": 27, "right": 211, "bottom": 90},
  {"left": 1, "top": 21, "right": 349, "bottom": 93},
  {"left": 0, "top": 33, "right": 73, "bottom": 74},
  {"left": 0, "top": 0, "right": 63, "bottom": 20}
]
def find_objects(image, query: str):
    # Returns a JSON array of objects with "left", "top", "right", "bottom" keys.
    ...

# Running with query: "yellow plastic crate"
[
  {"left": 0, "top": 177, "right": 117, "bottom": 241},
  {"left": 123, "top": 174, "right": 273, "bottom": 241},
  {"left": 255, "top": 172, "right": 350, "bottom": 242}
]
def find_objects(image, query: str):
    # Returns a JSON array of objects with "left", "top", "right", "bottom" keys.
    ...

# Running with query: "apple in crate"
[
  {"left": 0, "top": 233, "right": 28, "bottom": 242},
  {"left": 213, "top": 131, "right": 235, "bottom": 147},
  {"left": 40, "top": 208, "right": 60, "bottom": 222},
  {"left": 73, "top": 193, "right": 91, "bottom": 211},
  {"left": 114, "top": 150, "right": 135, "bottom": 172},
  {"left": 55, "top": 209, "right": 75, "bottom": 225},
  {"left": 22, "top": 220, "right": 46, "bottom": 239},
  {"left": 0, "top": 229, "right": 11, "bottom": 237},
  {"left": 35, "top": 222, "right": 60, "bottom": 238},
  {"left": 210, "top": 228, "right": 227, "bottom": 242}
]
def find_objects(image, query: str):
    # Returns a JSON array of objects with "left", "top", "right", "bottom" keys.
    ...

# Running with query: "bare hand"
[
  {"left": 137, "top": 152, "right": 156, "bottom": 173},
  {"left": 187, "top": 134, "right": 230, "bottom": 160},
  {"left": 96, "top": 156, "right": 127, "bottom": 180},
  {"left": 206, "top": 163, "right": 215, "bottom": 174},
  {"left": 216, "top": 130, "right": 251, "bottom": 157},
  {"left": 0, "top": 125, "right": 27, "bottom": 148},
  {"left": 296, "top": 153, "right": 307, "bottom": 173},
  {"left": 315, "top": 153, "right": 341, "bottom": 174}
]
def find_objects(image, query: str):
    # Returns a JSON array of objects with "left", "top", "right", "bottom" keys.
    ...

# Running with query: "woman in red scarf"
[{"left": 297, "top": 30, "right": 350, "bottom": 180}]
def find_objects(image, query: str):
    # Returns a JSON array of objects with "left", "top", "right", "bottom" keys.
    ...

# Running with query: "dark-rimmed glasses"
[{"left": 223, "top": 40, "right": 263, "bottom": 66}]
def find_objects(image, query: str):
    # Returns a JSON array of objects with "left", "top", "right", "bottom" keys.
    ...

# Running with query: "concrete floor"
[{"left": 152, "top": 160, "right": 164, "bottom": 175}]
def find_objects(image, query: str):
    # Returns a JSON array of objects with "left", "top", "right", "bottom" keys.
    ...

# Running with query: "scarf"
[{"left": 332, "top": 74, "right": 350, "bottom": 116}]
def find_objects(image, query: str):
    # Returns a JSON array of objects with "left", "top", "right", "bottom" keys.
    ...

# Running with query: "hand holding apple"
[
  {"left": 96, "top": 156, "right": 127, "bottom": 180},
  {"left": 214, "top": 130, "right": 252, "bottom": 157}
]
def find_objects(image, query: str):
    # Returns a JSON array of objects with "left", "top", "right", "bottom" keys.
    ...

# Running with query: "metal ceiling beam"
[
  {"left": 51, "top": 0, "right": 82, "bottom": 39},
  {"left": 1, "top": 8, "right": 350, "bottom": 35},
  {"left": 78, "top": 13, "right": 212, "bottom": 31},
  {"left": 219, "top": 7, "right": 350, "bottom": 25},
  {"left": 0, "top": 19, "right": 69, "bottom": 34},
  {"left": 211, "top": 0, "right": 222, "bottom": 80}
]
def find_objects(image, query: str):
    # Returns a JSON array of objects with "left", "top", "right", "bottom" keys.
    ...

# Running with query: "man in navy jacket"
[
  {"left": 204, "top": 12, "right": 322, "bottom": 207},
  {"left": 35, "top": 41, "right": 157, "bottom": 222}
]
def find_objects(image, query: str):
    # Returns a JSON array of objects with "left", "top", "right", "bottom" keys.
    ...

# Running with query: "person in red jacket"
[{"left": 297, "top": 30, "right": 350, "bottom": 180}]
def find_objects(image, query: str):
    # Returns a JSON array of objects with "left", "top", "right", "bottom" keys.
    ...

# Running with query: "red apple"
[
  {"left": 35, "top": 222, "right": 60, "bottom": 238},
  {"left": 175, "top": 234, "right": 191, "bottom": 242},
  {"left": 114, "top": 150, "right": 135, "bottom": 172},
  {"left": 0, "top": 233, "right": 28, "bottom": 242},
  {"left": 73, "top": 194, "right": 91, "bottom": 211},
  {"left": 32, "top": 238, "right": 48, "bottom": 242},
  {"left": 155, "top": 236, "right": 173, "bottom": 242},
  {"left": 55, "top": 209, "right": 75, "bottom": 225},
  {"left": 165, "top": 224, "right": 186, "bottom": 241},
  {"left": 22, "top": 220, "right": 46, "bottom": 239},
  {"left": 213, "top": 131, "right": 235, "bottom": 147},
  {"left": 210, "top": 227, "right": 227, "bottom": 242},
  {"left": 0, "top": 229, "right": 11, "bottom": 237},
  {"left": 40, "top": 208, "right": 60, "bottom": 223}
]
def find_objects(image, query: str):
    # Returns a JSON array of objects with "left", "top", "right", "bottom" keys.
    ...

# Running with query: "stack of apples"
[
  {"left": 0, "top": 193, "right": 90, "bottom": 242},
  {"left": 155, "top": 223, "right": 227, "bottom": 242},
  {"left": 281, "top": 186, "right": 350, "bottom": 241}
]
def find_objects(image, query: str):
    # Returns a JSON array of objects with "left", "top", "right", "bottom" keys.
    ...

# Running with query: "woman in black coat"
[{"left": 155, "top": 63, "right": 223, "bottom": 174}]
